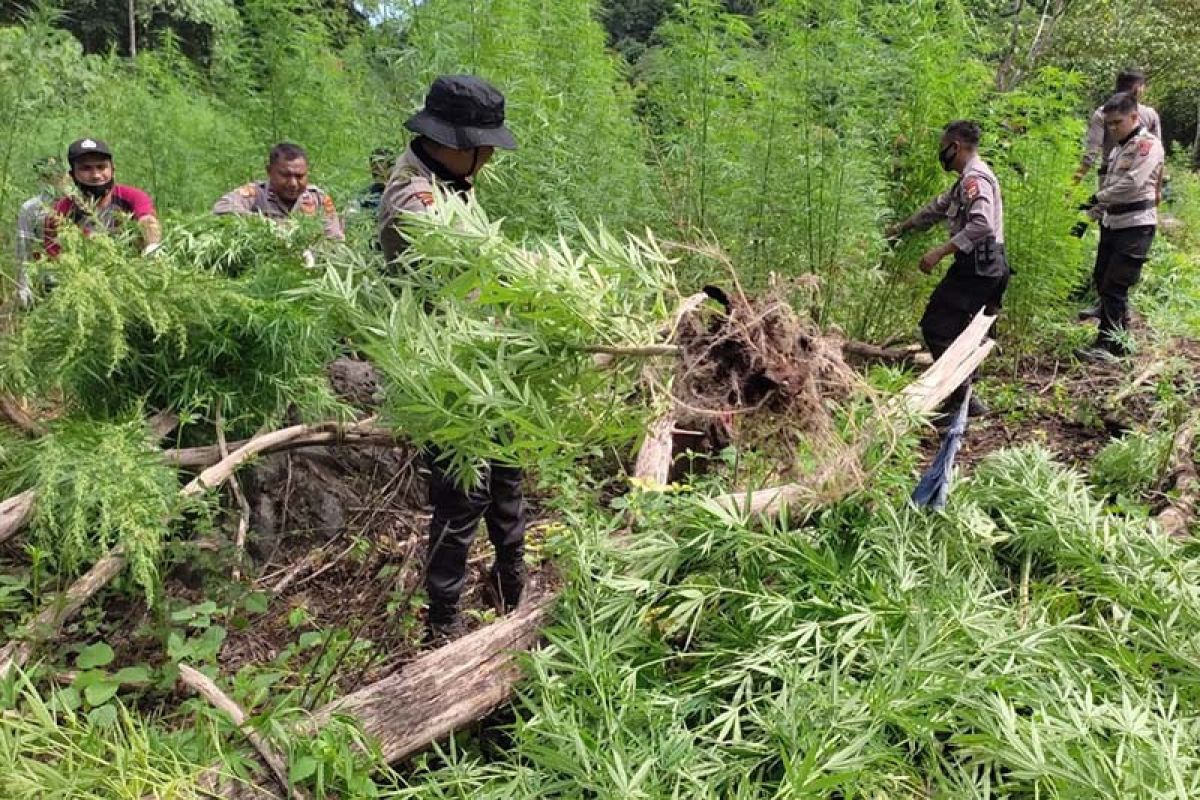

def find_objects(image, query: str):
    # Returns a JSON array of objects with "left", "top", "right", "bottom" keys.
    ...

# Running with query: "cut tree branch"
[
  {"left": 0, "top": 419, "right": 385, "bottom": 680},
  {"left": 180, "top": 663, "right": 308, "bottom": 800}
]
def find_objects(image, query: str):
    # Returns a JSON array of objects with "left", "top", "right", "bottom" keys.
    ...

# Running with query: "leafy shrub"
[{"left": 1090, "top": 430, "right": 1171, "bottom": 500}]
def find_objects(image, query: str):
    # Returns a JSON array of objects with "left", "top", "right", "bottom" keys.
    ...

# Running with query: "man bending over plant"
[
  {"left": 887, "top": 120, "right": 1010, "bottom": 419},
  {"left": 43, "top": 138, "right": 162, "bottom": 259},
  {"left": 377, "top": 75, "right": 523, "bottom": 645}
]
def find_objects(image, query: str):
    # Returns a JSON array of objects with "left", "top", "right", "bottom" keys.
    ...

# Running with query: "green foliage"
[
  {"left": 323, "top": 192, "right": 675, "bottom": 483},
  {"left": 984, "top": 68, "right": 1090, "bottom": 346},
  {"left": 2, "top": 216, "right": 346, "bottom": 430},
  {"left": 393, "top": 444, "right": 1200, "bottom": 798},
  {"left": 9, "top": 416, "right": 183, "bottom": 596},
  {"left": 1091, "top": 430, "right": 1172, "bottom": 500}
]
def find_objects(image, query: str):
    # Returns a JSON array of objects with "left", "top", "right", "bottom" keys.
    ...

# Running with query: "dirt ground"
[{"left": 919, "top": 319, "right": 1200, "bottom": 474}]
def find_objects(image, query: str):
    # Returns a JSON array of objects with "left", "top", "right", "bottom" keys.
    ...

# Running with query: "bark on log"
[
  {"left": 180, "top": 663, "right": 308, "bottom": 800},
  {"left": 1157, "top": 415, "right": 1199, "bottom": 539},
  {"left": 0, "top": 490, "right": 35, "bottom": 545}
]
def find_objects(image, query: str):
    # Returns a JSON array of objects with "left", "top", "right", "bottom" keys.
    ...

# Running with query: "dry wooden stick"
[
  {"left": 1157, "top": 415, "right": 1199, "bottom": 539},
  {"left": 215, "top": 404, "right": 252, "bottom": 581},
  {"left": 180, "top": 663, "right": 308, "bottom": 800}
]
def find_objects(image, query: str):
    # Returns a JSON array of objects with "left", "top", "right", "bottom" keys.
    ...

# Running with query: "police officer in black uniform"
[
  {"left": 377, "top": 76, "right": 524, "bottom": 644},
  {"left": 888, "top": 120, "right": 1010, "bottom": 417}
]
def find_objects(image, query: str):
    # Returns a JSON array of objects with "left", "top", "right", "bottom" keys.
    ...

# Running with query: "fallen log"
[
  {"left": 165, "top": 429, "right": 397, "bottom": 469},
  {"left": 0, "top": 419, "right": 382, "bottom": 680},
  {"left": 1157, "top": 414, "right": 1199, "bottom": 539},
  {"left": 0, "top": 490, "right": 36, "bottom": 545}
]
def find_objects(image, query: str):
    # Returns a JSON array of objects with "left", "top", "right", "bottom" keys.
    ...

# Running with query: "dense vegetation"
[{"left": 2, "top": 0, "right": 1200, "bottom": 797}]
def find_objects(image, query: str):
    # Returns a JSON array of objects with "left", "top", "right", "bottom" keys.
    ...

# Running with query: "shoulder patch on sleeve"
[
  {"left": 1138, "top": 139, "right": 1152, "bottom": 156},
  {"left": 321, "top": 193, "right": 336, "bottom": 213},
  {"left": 964, "top": 177, "right": 980, "bottom": 200},
  {"left": 413, "top": 191, "right": 435, "bottom": 207},
  {"left": 238, "top": 184, "right": 257, "bottom": 198}
]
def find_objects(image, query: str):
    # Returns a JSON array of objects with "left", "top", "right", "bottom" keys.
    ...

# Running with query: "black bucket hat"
[{"left": 404, "top": 75, "right": 517, "bottom": 151}]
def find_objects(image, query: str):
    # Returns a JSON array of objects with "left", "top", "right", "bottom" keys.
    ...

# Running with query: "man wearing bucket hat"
[
  {"left": 43, "top": 138, "right": 161, "bottom": 259},
  {"left": 377, "top": 75, "right": 524, "bottom": 645},
  {"left": 378, "top": 75, "right": 516, "bottom": 262}
]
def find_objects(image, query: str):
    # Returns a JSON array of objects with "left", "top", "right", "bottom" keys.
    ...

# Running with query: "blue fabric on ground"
[{"left": 911, "top": 388, "right": 971, "bottom": 510}]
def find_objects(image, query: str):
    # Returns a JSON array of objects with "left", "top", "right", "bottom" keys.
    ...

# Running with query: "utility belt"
[
  {"left": 1106, "top": 198, "right": 1155, "bottom": 216},
  {"left": 953, "top": 236, "right": 1008, "bottom": 279}
]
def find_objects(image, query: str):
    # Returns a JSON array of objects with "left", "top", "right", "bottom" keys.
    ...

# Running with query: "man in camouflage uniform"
[
  {"left": 888, "top": 120, "right": 1009, "bottom": 418},
  {"left": 1076, "top": 92, "right": 1164, "bottom": 361},
  {"left": 377, "top": 75, "right": 522, "bottom": 644},
  {"left": 213, "top": 142, "right": 344, "bottom": 241}
]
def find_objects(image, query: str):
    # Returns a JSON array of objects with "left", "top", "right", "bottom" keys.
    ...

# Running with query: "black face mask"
[
  {"left": 73, "top": 176, "right": 114, "bottom": 200},
  {"left": 938, "top": 142, "right": 959, "bottom": 172}
]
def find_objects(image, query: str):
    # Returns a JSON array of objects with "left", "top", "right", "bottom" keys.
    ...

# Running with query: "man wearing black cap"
[
  {"left": 43, "top": 138, "right": 161, "bottom": 258},
  {"left": 378, "top": 75, "right": 523, "bottom": 644}
]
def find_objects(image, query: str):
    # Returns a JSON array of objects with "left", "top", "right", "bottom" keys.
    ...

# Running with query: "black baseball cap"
[
  {"left": 67, "top": 137, "right": 113, "bottom": 164},
  {"left": 404, "top": 75, "right": 517, "bottom": 151}
]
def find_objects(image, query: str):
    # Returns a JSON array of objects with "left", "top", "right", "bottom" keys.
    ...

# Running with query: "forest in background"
[{"left": 4, "top": 1, "right": 1200, "bottom": 798}]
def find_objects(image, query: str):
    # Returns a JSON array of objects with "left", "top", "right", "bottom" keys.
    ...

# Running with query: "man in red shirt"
[{"left": 44, "top": 138, "right": 161, "bottom": 257}]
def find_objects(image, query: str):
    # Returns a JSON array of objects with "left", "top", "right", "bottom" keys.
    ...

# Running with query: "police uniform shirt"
[
  {"left": 213, "top": 181, "right": 344, "bottom": 241},
  {"left": 1083, "top": 103, "right": 1162, "bottom": 175},
  {"left": 377, "top": 142, "right": 473, "bottom": 262},
  {"left": 906, "top": 155, "right": 1004, "bottom": 254},
  {"left": 1097, "top": 126, "right": 1164, "bottom": 230}
]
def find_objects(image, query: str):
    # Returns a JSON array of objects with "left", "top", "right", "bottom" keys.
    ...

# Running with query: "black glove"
[
  {"left": 1069, "top": 221, "right": 1089, "bottom": 239},
  {"left": 1077, "top": 194, "right": 1099, "bottom": 212}
]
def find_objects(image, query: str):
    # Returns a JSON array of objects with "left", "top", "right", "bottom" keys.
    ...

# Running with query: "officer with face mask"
[
  {"left": 42, "top": 138, "right": 161, "bottom": 259},
  {"left": 886, "top": 120, "right": 1009, "bottom": 418}
]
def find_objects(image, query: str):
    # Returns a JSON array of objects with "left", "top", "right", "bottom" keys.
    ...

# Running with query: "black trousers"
[
  {"left": 920, "top": 251, "right": 1010, "bottom": 403},
  {"left": 424, "top": 450, "right": 526, "bottom": 623},
  {"left": 1092, "top": 224, "right": 1154, "bottom": 353}
]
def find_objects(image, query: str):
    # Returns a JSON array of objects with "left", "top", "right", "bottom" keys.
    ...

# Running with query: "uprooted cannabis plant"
[{"left": 317, "top": 190, "right": 680, "bottom": 484}]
